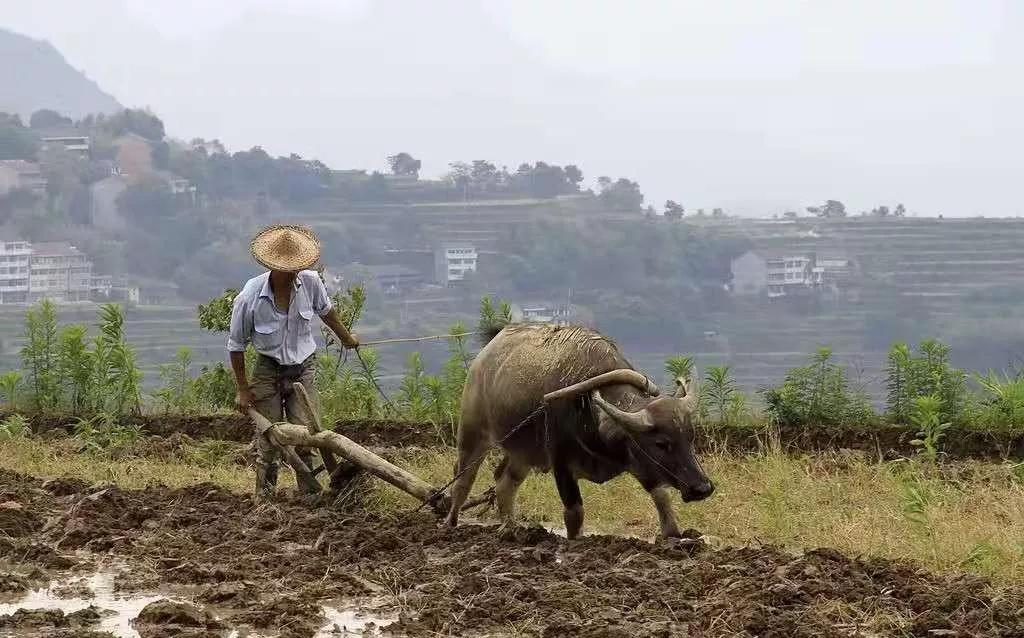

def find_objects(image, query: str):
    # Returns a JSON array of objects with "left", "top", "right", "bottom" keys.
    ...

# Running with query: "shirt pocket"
[
  {"left": 252, "top": 300, "right": 283, "bottom": 349},
  {"left": 296, "top": 293, "right": 315, "bottom": 338}
]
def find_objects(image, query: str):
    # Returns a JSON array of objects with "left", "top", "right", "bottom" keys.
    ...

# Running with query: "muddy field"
[
  {"left": 2, "top": 469, "right": 1023, "bottom": 637},
  {"left": 9, "top": 410, "right": 1024, "bottom": 461}
]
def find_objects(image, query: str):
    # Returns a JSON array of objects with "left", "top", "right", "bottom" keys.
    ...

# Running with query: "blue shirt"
[{"left": 226, "top": 270, "right": 334, "bottom": 365}]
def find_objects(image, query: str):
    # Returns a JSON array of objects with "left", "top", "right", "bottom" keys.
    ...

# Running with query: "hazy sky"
[{"left": 4, "top": 0, "right": 1021, "bottom": 216}]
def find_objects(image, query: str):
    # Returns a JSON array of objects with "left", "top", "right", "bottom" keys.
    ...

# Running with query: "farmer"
[{"left": 227, "top": 224, "right": 359, "bottom": 498}]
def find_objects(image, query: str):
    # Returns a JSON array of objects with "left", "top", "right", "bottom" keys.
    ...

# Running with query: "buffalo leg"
[
  {"left": 649, "top": 485, "right": 682, "bottom": 538},
  {"left": 495, "top": 456, "right": 530, "bottom": 522},
  {"left": 553, "top": 465, "right": 584, "bottom": 540},
  {"left": 444, "top": 431, "right": 488, "bottom": 528}
]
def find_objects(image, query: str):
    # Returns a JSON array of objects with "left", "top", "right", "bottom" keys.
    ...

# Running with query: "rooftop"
[
  {"left": 31, "top": 241, "right": 83, "bottom": 257},
  {"left": 0, "top": 160, "right": 41, "bottom": 174},
  {"left": 38, "top": 127, "right": 89, "bottom": 140}
]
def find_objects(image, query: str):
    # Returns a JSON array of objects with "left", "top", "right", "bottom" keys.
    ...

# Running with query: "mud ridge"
[
  {"left": 1, "top": 468, "right": 1023, "bottom": 637},
  {"left": 9, "top": 410, "right": 1024, "bottom": 460}
]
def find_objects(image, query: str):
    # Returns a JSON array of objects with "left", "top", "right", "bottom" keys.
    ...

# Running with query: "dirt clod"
[{"left": 134, "top": 599, "right": 224, "bottom": 638}]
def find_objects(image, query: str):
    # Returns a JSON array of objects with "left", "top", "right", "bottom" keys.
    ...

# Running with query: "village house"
[
  {"left": 39, "top": 128, "right": 91, "bottom": 155},
  {"left": 433, "top": 242, "right": 478, "bottom": 286},
  {"left": 329, "top": 263, "right": 425, "bottom": 296},
  {"left": 0, "top": 239, "right": 32, "bottom": 304},
  {"left": 730, "top": 250, "right": 852, "bottom": 298},
  {"left": 0, "top": 160, "right": 48, "bottom": 196},
  {"left": 28, "top": 241, "right": 94, "bottom": 303}
]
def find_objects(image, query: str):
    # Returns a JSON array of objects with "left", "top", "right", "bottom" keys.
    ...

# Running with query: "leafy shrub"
[
  {"left": 72, "top": 413, "right": 144, "bottom": 454},
  {"left": 0, "top": 414, "right": 30, "bottom": 440},
  {"left": 886, "top": 339, "right": 966, "bottom": 425},
  {"left": 761, "top": 347, "right": 873, "bottom": 427},
  {"left": 703, "top": 365, "right": 738, "bottom": 426},
  {"left": 970, "top": 370, "right": 1024, "bottom": 430},
  {"left": 909, "top": 394, "right": 951, "bottom": 461},
  {"left": 665, "top": 355, "right": 694, "bottom": 387},
  {"left": 21, "top": 299, "right": 60, "bottom": 411},
  {"left": 0, "top": 371, "right": 22, "bottom": 410}
]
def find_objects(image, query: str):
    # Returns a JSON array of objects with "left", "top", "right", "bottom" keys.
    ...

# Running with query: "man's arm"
[
  {"left": 321, "top": 308, "right": 359, "bottom": 348},
  {"left": 230, "top": 351, "right": 253, "bottom": 414},
  {"left": 226, "top": 291, "right": 254, "bottom": 413}
]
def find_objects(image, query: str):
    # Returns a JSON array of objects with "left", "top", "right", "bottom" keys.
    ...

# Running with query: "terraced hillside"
[{"left": 642, "top": 217, "right": 1024, "bottom": 398}]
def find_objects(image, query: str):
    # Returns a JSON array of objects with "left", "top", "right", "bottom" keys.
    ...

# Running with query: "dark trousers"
[{"left": 250, "top": 354, "right": 319, "bottom": 495}]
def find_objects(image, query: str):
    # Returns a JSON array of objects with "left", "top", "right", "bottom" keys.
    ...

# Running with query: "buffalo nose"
[{"left": 693, "top": 480, "right": 714, "bottom": 500}]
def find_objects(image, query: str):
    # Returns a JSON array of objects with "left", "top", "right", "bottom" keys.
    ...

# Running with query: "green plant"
[
  {"left": 0, "top": 371, "right": 22, "bottom": 410},
  {"left": 92, "top": 304, "right": 142, "bottom": 415},
  {"left": 193, "top": 362, "right": 238, "bottom": 411},
  {"left": 885, "top": 339, "right": 966, "bottom": 425},
  {"left": 665, "top": 355, "right": 694, "bottom": 388},
  {"left": 909, "top": 394, "right": 951, "bottom": 462},
  {"left": 197, "top": 288, "right": 237, "bottom": 332},
  {"left": 973, "top": 370, "right": 1024, "bottom": 430},
  {"left": 0, "top": 414, "right": 29, "bottom": 440},
  {"left": 72, "top": 413, "right": 143, "bottom": 455},
  {"left": 154, "top": 348, "right": 198, "bottom": 413},
  {"left": 58, "top": 324, "right": 93, "bottom": 412},
  {"left": 397, "top": 352, "right": 429, "bottom": 421},
  {"left": 478, "top": 296, "right": 512, "bottom": 339},
  {"left": 761, "top": 347, "right": 873, "bottom": 427},
  {"left": 703, "top": 365, "right": 738, "bottom": 426},
  {"left": 21, "top": 300, "right": 61, "bottom": 411}
]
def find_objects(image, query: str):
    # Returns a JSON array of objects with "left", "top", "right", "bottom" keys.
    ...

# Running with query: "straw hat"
[{"left": 250, "top": 224, "right": 321, "bottom": 272}]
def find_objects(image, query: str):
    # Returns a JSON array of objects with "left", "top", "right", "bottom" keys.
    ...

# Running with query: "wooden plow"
[{"left": 247, "top": 382, "right": 491, "bottom": 515}]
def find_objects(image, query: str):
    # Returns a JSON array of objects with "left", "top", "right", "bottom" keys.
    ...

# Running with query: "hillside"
[{"left": 0, "top": 28, "right": 121, "bottom": 119}]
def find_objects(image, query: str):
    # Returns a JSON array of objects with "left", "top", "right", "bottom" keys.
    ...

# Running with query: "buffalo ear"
[{"left": 591, "top": 390, "right": 654, "bottom": 432}]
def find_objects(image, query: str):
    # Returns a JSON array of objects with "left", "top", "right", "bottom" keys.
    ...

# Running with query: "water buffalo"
[{"left": 444, "top": 323, "right": 714, "bottom": 539}]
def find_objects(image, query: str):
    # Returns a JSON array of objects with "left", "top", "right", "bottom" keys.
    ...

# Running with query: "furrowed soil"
[
  {"left": 10, "top": 411, "right": 1024, "bottom": 460},
  {"left": 2, "top": 469, "right": 1023, "bottom": 637}
]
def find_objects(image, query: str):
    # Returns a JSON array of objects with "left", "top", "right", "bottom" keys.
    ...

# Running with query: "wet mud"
[
  {"left": 9, "top": 410, "right": 1024, "bottom": 460},
  {"left": 1, "top": 468, "right": 1023, "bottom": 637}
]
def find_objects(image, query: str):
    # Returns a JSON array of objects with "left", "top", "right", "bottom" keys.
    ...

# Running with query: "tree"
[
  {"left": 712, "top": 207, "right": 724, "bottom": 217},
  {"left": 872, "top": 205, "right": 890, "bottom": 217},
  {"left": 598, "top": 177, "right": 644, "bottom": 211},
  {"left": 386, "top": 152, "right": 421, "bottom": 177},
  {"left": 894, "top": 203, "right": 906, "bottom": 217},
  {"left": 0, "top": 113, "right": 39, "bottom": 160},
  {"left": 564, "top": 164, "right": 584, "bottom": 188},
  {"left": 446, "top": 162, "right": 472, "bottom": 199},
  {"left": 664, "top": 200, "right": 684, "bottom": 219},
  {"left": 808, "top": 199, "right": 846, "bottom": 218},
  {"left": 29, "top": 109, "right": 73, "bottom": 129},
  {"left": 103, "top": 108, "right": 165, "bottom": 141},
  {"left": 150, "top": 140, "right": 171, "bottom": 170},
  {"left": 116, "top": 177, "right": 177, "bottom": 226}
]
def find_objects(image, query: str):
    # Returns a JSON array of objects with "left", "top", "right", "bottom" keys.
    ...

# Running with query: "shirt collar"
[{"left": 258, "top": 272, "right": 302, "bottom": 299}]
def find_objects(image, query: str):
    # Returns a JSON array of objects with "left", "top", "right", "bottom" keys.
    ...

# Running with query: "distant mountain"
[{"left": 0, "top": 28, "right": 121, "bottom": 120}]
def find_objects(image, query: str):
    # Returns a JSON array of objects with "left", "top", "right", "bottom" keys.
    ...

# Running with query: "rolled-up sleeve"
[
  {"left": 308, "top": 273, "right": 334, "bottom": 316},
  {"left": 226, "top": 291, "right": 251, "bottom": 352}
]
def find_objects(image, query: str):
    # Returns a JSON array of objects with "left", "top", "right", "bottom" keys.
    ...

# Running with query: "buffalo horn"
[
  {"left": 543, "top": 369, "right": 659, "bottom": 403},
  {"left": 591, "top": 390, "right": 654, "bottom": 431}
]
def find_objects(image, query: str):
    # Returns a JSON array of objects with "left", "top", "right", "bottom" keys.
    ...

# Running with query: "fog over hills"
[
  {"left": 0, "top": 28, "right": 121, "bottom": 119},
  {"left": 3, "top": 0, "right": 1021, "bottom": 216}
]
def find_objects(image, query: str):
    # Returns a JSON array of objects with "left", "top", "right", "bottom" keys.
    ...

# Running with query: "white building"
[
  {"left": 0, "top": 160, "right": 47, "bottom": 196},
  {"left": 29, "top": 241, "right": 93, "bottom": 303},
  {"left": 730, "top": 250, "right": 830, "bottom": 298},
  {"left": 0, "top": 239, "right": 32, "bottom": 304},
  {"left": 434, "top": 243, "right": 477, "bottom": 286},
  {"left": 39, "top": 129, "right": 91, "bottom": 155}
]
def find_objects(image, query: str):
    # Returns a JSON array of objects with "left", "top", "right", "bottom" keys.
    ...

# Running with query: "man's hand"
[{"left": 235, "top": 387, "right": 255, "bottom": 414}]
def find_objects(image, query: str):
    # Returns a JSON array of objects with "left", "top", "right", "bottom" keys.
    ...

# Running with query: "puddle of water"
[
  {"left": 317, "top": 601, "right": 397, "bottom": 637},
  {"left": 1, "top": 569, "right": 397, "bottom": 638},
  {"left": 0, "top": 570, "right": 167, "bottom": 638}
]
